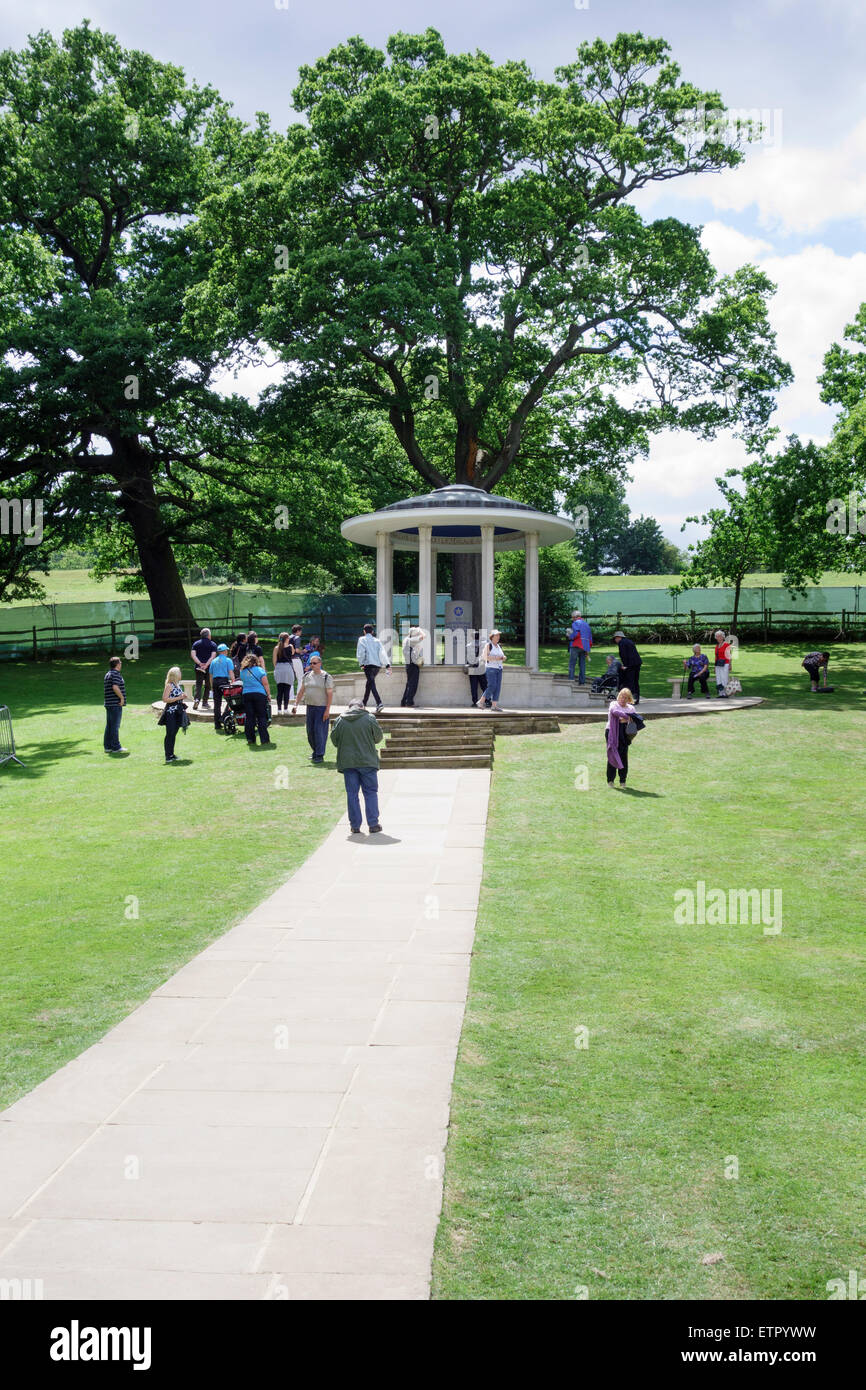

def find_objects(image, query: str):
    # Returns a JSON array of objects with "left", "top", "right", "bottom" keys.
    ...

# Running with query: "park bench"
[{"left": 668, "top": 676, "right": 684, "bottom": 700}]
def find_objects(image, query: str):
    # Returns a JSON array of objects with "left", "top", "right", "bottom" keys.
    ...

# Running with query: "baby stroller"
[
  {"left": 221, "top": 680, "right": 273, "bottom": 737},
  {"left": 591, "top": 667, "right": 619, "bottom": 695},
  {"left": 221, "top": 681, "right": 247, "bottom": 736}
]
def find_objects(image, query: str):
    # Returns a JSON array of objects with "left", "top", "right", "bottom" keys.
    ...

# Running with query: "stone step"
[
  {"left": 380, "top": 733, "right": 494, "bottom": 745},
  {"left": 379, "top": 752, "right": 493, "bottom": 769}
]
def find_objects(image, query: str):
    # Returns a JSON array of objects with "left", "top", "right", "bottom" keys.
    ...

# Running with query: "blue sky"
[{"left": 3, "top": 0, "right": 865, "bottom": 542}]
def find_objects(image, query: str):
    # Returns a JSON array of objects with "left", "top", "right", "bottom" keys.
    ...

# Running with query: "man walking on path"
[
  {"left": 356, "top": 622, "right": 391, "bottom": 712},
  {"left": 568, "top": 609, "right": 593, "bottom": 684},
  {"left": 614, "top": 630, "right": 643, "bottom": 705},
  {"left": 190, "top": 628, "right": 217, "bottom": 709},
  {"left": 293, "top": 653, "right": 334, "bottom": 763},
  {"left": 103, "top": 656, "right": 127, "bottom": 754},
  {"left": 329, "top": 697, "right": 384, "bottom": 834}
]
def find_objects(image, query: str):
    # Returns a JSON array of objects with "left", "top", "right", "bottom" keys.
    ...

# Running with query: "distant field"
[
  {"left": 11, "top": 568, "right": 866, "bottom": 608},
  {"left": 587, "top": 572, "right": 866, "bottom": 591},
  {"left": 8, "top": 573, "right": 309, "bottom": 607}
]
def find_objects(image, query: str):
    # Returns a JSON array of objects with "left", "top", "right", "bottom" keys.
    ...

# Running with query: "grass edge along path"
[
  {"left": 0, "top": 651, "right": 345, "bottom": 1109},
  {"left": 432, "top": 660, "right": 866, "bottom": 1299}
]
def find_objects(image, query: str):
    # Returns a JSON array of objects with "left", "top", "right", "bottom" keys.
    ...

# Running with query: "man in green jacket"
[{"left": 329, "top": 697, "right": 385, "bottom": 834}]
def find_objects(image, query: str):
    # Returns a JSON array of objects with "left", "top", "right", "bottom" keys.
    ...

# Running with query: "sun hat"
[
  {"left": 613, "top": 630, "right": 625, "bottom": 639},
  {"left": 217, "top": 643, "right": 228, "bottom": 652}
]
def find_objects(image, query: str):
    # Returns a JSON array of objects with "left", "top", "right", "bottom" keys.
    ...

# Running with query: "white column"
[
  {"left": 418, "top": 525, "right": 435, "bottom": 664},
  {"left": 376, "top": 531, "right": 393, "bottom": 659},
  {"left": 524, "top": 531, "right": 539, "bottom": 671},
  {"left": 480, "top": 525, "right": 495, "bottom": 639}
]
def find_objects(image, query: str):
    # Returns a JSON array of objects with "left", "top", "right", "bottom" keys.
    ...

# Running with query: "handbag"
[
  {"left": 625, "top": 713, "right": 645, "bottom": 740},
  {"left": 725, "top": 678, "right": 742, "bottom": 695}
]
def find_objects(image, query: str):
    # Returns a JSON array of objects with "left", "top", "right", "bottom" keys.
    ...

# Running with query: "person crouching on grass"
[
  {"left": 606, "top": 687, "right": 637, "bottom": 787},
  {"left": 329, "top": 697, "right": 384, "bottom": 835},
  {"left": 802, "top": 650, "right": 830, "bottom": 692}
]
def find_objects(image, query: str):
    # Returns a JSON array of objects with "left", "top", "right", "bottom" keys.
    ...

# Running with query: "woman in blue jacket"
[{"left": 238, "top": 654, "right": 273, "bottom": 746}]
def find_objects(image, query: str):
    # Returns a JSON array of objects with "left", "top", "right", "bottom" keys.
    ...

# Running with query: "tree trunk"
[
  {"left": 732, "top": 575, "right": 742, "bottom": 634},
  {"left": 452, "top": 551, "right": 482, "bottom": 628},
  {"left": 109, "top": 438, "right": 196, "bottom": 647}
]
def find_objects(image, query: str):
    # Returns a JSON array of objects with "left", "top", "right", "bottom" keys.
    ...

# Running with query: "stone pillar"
[
  {"left": 524, "top": 530, "right": 539, "bottom": 671},
  {"left": 376, "top": 531, "right": 393, "bottom": 659},
  {"left": 480, "top": 525, "right": 495, "bottom": 639},
  {"left": 418, "top": 525, "right": 435, "bottom": 664}
]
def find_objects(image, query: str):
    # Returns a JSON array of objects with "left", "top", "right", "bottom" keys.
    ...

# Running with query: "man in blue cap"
[{"left": 209, "top": 642, "right": 235, "bottom": 730}]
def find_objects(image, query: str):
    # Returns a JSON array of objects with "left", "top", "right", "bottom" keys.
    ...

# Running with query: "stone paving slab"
[{"left": 0, "top": 768, "right": 489, "bottom": 1300}]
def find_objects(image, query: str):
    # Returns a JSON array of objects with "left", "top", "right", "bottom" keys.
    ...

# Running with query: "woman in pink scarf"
[{"left": 606, "top": 687, "right": 637, "bottom": 787}]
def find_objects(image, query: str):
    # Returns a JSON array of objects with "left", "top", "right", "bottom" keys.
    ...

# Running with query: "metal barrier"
[{"left": 0, "top": 706, "right": 24, "bottom": 766}]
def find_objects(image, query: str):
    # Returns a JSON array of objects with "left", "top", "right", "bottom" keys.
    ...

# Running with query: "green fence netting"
[{"left": 1, "top": 582, "right": 862, "bottom": 658}]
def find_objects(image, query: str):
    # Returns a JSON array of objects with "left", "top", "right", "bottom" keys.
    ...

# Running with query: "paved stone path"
[{"left": 0, "top": 768, "right": 489, "bottom": 1300}]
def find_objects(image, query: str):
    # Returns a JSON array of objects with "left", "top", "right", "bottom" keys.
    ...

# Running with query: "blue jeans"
[
  {"left": 343, "top": 766, "right": 379, "bottom": 829},
  {"left": 485, "top": 666, "right": 503, "bottom": 703},
  {"left": 104, "top": 704, "right": 123, "bottom": 751},
  {"left": 568, "top": 647, "right": 586, "bottom": 683},
  {"left": 306, "top": 704, "right": 328, "bottom": 760}
]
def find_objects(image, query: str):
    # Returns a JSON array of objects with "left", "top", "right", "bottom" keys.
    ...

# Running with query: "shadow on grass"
[
  {"left": 619, "top": 786, "right": 664, "bottom": 798},
  {"left": 0, "top": 737, "right": 94, "bottom": 777}
]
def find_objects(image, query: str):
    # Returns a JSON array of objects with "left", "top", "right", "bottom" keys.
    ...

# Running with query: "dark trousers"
[
  {"left": 606, "top": 725, "right": 629, "bottom": 784},
  {"left": 243, "top": 691, "right": 270, "bottom": 744},
  {"left": 306, "top": 704, "right": 328, "bottom": 760},
  {"left": 362, "top": 665, "right": 382, "bottom": 706},
  {"left": 212, "top": 678, "right": 230, "bottom": 727},
  {"left": 687, "top": 672, "right": 709, "bottom": 695},
  {"left": 618, "top": 667, "right": 640, "bottom": 704},
  {"left": 343, "top": 767, "right": 380, "bottom": 829},
  {"left": 469, "top": 673, "right": 488, "bottom": 704},
  {"left": 402, "top": 663, "right": 420, "bottom": 706},
  {"left": 163, "top": 707, "right": 182, "bottom": 759},
  {"left": 276, "top": 681, "right": 292, "bottom": 710},
  {"left": 194, "top": 668, "right": 211, "bottom": 703},
  {"left": 103, "top": 704, "right": 123, "bottom": 751}
]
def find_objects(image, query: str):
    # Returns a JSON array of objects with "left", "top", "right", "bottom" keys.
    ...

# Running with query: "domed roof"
[
  {"left": 341, "top": 483, "right": 575, "bottom": 551},
  {"left": 381, "top": 484, "right": 539, "bottom": 515}
]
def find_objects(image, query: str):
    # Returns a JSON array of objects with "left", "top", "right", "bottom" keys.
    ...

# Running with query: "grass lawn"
[
  {"left": 3, "top": 640, "right": 865, "bottom": 1300},
  {"left": 433, "top": 644, "right": 866, "bottom": 1299},
  {"left": 6, "top": 572, "right": 312, "bottom": 606},
  {"left": 582, "top": 571, "right": 866, "bottom": 591},
  {"left": 0, "top": 649, "right": 345, "bottom": 1108}
]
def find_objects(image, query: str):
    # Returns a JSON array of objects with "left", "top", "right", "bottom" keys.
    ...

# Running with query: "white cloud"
[
  {"left": 628, "top": 229, "right": 866, "bottom": 539},
  {"left": 638, "top": 119, "right": 866, "bottom": 235}
]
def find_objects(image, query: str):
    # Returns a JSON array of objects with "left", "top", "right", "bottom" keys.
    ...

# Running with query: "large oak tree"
[{"left": 190, "top": 28, "right": 790, "bottom": 608}]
